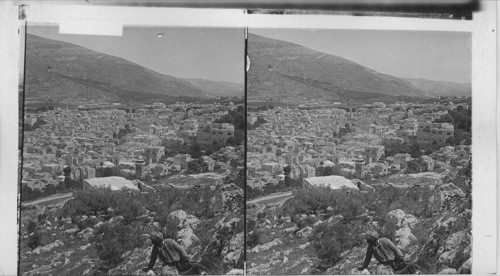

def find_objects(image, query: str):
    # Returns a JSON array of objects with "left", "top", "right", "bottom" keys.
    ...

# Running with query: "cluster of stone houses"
[
  {"left": 247, "top": 100, "right": 470, "bottom": 191},
  {"left": 21, "top": 102, "right": 240, "bottom": 193}
]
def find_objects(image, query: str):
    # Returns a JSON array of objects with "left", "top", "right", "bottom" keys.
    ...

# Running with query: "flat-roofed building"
[
  {"left": 303, "top": 175, "right": 360, "bottom": 191},
  {"left": 83, "top": 176, "right": 139, "bottom": 191}
]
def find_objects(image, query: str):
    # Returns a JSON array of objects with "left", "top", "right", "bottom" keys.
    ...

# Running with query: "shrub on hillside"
[
  {"left": 61, "top": 188, "right": 117, "bottom": 217},
  {"left": 309, "top": 221, "right": 364, "bottom": 267},
  {"left": 296, "top": 216, "right": 318, "bottom": 229},
  {"left": 27, "top": 230, "right": 42, "bottom": 250},
  {"left": 26, "top": 219, "right": 37, "bottom": 234},
  {"left": 91, "top": 223, "right": 142, "bottom": 267},
  {"left": 75, "top": 216, "right": 100, "bottom": 230},
  {"left": 282, "top": 187, "right": 368, "bottom": 222},
  {"left": 115, "top": 197, "right": 146, "bottom": 223},
  {"left": 61, "top": 187, "right": 150, "bottom": 223},
  {"left": 246, "top": 230, "right": 261, "bottom": 248}
]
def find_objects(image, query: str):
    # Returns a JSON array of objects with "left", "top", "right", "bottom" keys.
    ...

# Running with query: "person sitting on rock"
[
  {"left": 357, "top": 230, "right": 405, "bottom": 275},
  {"left": 142, "top": 231, "right": 191, "bottom": 276}
]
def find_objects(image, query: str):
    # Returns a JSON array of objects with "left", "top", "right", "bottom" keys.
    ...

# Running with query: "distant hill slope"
[
  {"left": 24, "top": 34, "right": 206, "bottom": 104},
  {"left": 182, "top": 78, "right": 244, "bottom": 97},
  {"left": 247, "top": 34, "right": 469, "bottom": 103},
  {"left": 403, "top": 78, "right": 471, "bottom": 97}
]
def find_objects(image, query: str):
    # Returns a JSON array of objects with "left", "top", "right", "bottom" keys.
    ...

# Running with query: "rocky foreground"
[
  {"left": 246, "top": 166, "right": 471, "bottom": 275},
  {"left": 20, "top": 183, "right": 244, "bottom": 276}
]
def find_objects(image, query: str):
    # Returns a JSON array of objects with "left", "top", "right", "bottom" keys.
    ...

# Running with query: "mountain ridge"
[
  {"left": 181, "top": 78, "right": 244, "bottom": 97},
  {"left": 24, "top": 34, "right": 241, "bottom": 104},
  {"left": 247, "top": 33, "right": 471, "bottom": 103}
]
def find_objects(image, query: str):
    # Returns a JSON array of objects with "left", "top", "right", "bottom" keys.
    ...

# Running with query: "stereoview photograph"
[
  {"left": 19, "top": 26, "right": 244, "bottom": 276},
  {"left": 245, "top": 29, "right": 472, "bottom": 275}
]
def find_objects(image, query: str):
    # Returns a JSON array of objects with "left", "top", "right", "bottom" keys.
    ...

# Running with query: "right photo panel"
[{"left": 245, "top": 29, "right": 472, "bottom": 275}]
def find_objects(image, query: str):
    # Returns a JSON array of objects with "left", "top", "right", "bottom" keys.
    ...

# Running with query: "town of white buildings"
[
  {"left": 247, "top": 100, "right": 471, "bottom": 191},
  {"left": 21, "top": 101, "right": 242, "bottom": 195}
]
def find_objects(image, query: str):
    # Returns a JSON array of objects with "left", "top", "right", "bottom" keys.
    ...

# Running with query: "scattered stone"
[
  {"left": 64, "top": 228, "right": 78, "bottom": 235},
  {"left": 296, "top": 226, "right": 313, "bottom": 239},
  {"left": 349, "top": 268, "right": 371, "bottom": 275},
  {"left": 30, "top": 240, "right": 64, "bottom": 254},
  {"left": 250, "top": 238, "right": 283, "bottom": 253},
  {"left": 222, "top": 232, "right": 244, "bottom": 269},
  {"left": 225, "top": 269, "right": 244, "bottom": 275},
  {"left": 176, "top": 228, "right": 200, "bottom": 254},
  {"left": 327, "top": 215, "right": 344, "bottom": 225},
  {"left": 80, "top": 243, "right": 92, "bottom": 251},
  {"left": 437, "top": 268, "right": 458, "bottom": 274},
  {"left": 313, "top": 220, "right": 323, "bottom": 227},
  {"left": 51, "top": 261, "right": 63, "bottom": 268},
  {"left": 167, "top": 210, "right": 200, "bottom": 231},
  {"left": 394, "top": 227, "right": 417, "bottom": 250},
  {"left": 108, "top": 216, "right": 124, "bottom": 225},
  {"left": 283, "top": 226, "right": 298, "bottom": 234},
  {"left": 458, "top": 258, "right": 471, "bottom": 274},
  {"left": 93, "top": 221, "right": 104, "bottom": 229},
  {"left": 298, "top": 242, "right": 310, "bottom": 249},
  {"left": 77, "top": 227, "right": 94, "bottom": 240},
  {"left": 385, "top": 209, "right": 418, "bottom": 230}
]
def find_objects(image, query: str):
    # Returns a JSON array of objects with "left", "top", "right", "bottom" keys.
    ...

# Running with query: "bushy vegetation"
[
  {"left": 55, "top": 184, "right": 236, "bottom": 270},
  {"left": 309, "top": 221, "right": 364, "bottom": 267},
  {"left": 91, "top": 223, "right": 143, "bottom": 268},
  {"left": 434, "top": 105, "right": 472, "bottom": 145},
  {"left": 281, "top": 187, "right": 372, "bottom": 222},
  {"left": 281, "top": 162, "right": 471, "bottom": 271},
  {"left": 281, "top": 186, "right": 433, "bottom": 266},
  {"left": 27, "top": 230, "right": 43, "bottom": 250},
  {"left": 213, "top": 105, "right": 245, "bottom": 145},
  {"left": 60, "top": 185, "right": 220, "bottom": 224}
]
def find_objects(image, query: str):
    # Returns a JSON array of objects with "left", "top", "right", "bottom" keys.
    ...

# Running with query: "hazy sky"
[
  {"left": 28, "top": 26, "right": 245, "bottom": 83},
  {"left": 251, "top": 29, "right": 471, "bottom": 83}
]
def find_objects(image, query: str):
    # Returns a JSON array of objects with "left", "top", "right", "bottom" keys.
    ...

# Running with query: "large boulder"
[
  {"left": 108, "top": 216, "right": 124, "bottom": 225},
  {"left": 437, "top": 268, "right": 458, "bottom": 274},
  {"left": 249, "top": 238, "right": 283, "bottom": 253},
  {"left": 436, "top": 230, "right": 471, "bottom": 271},
  {"left": 327, "top": 215, "right": 344, "bottom": 225},
  {"left": 226, "top": 268, "right": 244, "bottom": 275},
  {"left": 349, "top": 268, "right": 371, "bottom": 274},
  {"left": 22, "top": 264, "right": 53, "bottom": 276},
  {"left": 385, "top": 209, "right": 418, "bottom": 230},
  {"left": 64, "top": 228, "right": 78, "bottom": 235},
  {"left": 176, "top": 228, "right": 200, "bottom": 255},
  {"left": 296, "top": 226, "right": 313, "bottom": 239},
  {"left": 198, "top": 213, "right": 243, "bottom": 273},
  {"left": 222, "top": 232, "right": 244, "bottom": 269},
  {"left": 166, "top": 210, "right": 200, "bottom": 231},
  {"left": 77, "top": 227, "right": 94, "bottom": 240},
  {"left": 209, "top": 184, "right": 244, "bottom": 213},
  {"left": 433, "top": 183, "right": 466, "bottom": 212},
  {"left": 394, "top": 227, "right": 417, "bottom": 251},
  {"left": 30, "top": 240, "right": 64, "bottom": 255},
  {"left": 458, "top": 258, "right": 471, "bottom": 274}
]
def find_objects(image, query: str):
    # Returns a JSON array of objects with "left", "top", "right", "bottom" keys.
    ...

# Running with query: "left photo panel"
[{"left": 19, "top": 25, "right": 245, "bottom": 276}]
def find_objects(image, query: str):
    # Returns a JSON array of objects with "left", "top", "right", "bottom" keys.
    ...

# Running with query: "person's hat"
[
  {"left": 365, "top": 230, "right": 379, "bottom": 241},
  {"left": 150, "top": 231, "right": 163, "bottom": 243}
]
